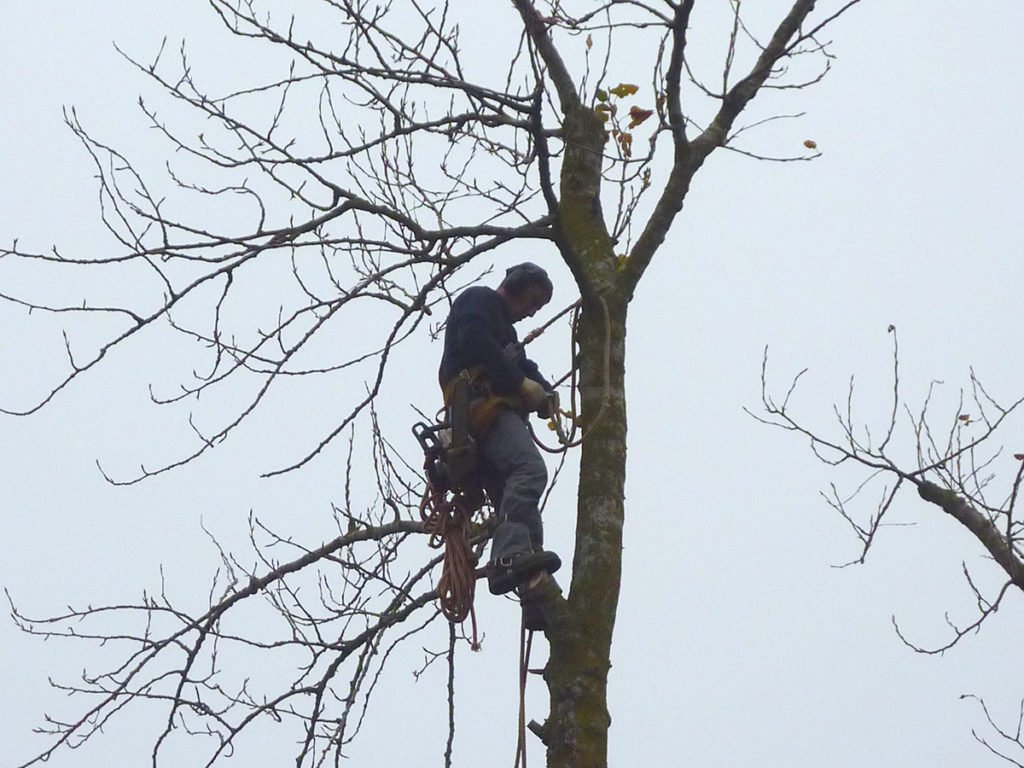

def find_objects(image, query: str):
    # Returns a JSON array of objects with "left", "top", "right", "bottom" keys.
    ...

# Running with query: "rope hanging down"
[
  {"left": 419, "top": 480, "right": 481, "bottom": 644},
  {"left": 514, "top": 614, "right": 535, "bottom": 768}
]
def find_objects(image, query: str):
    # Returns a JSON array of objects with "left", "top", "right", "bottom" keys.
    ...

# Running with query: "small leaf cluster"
[{"left": 594, "top": 83, "right": 654, "bottom": 159}]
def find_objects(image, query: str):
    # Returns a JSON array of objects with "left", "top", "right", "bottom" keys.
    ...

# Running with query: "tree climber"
[{"left": 438, "top": 262, "right": 562, "bottom": 624}]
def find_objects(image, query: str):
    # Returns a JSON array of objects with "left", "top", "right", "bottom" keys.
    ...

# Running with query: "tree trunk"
[{"left": 546, "top": 291, "right": 628, "bottom": 768}]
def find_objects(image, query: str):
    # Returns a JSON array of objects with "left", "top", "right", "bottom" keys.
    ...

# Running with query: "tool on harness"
[{"left": 414, "top": 371, "right": 479, "bottom": 492}]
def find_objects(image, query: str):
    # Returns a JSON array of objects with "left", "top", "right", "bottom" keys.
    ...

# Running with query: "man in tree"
[{"left": 438, "top": 263, "right": 563, "bottom": 625}]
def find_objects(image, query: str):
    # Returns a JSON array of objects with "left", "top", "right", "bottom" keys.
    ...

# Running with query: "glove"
[
  {"left": 518, "top": 378, "right": 547, "bottom": 412},
  {"left": 538, "top": 390, "right": 560, "bottom": 420}
]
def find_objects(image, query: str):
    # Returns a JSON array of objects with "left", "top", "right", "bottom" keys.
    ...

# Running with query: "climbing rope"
[
  {"left": 419, "top": 480, "right": 481, "bottom": 647},
  {"left": 525, "top": 295, "right": 612, "bottom": 454},
  {"left": 514, "top": 612, "right": 535, "bottom": 768}
]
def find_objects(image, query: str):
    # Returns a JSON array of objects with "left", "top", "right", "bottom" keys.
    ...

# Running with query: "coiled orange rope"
[{"left": 420, "top": 480, "right": 480, "bottom": 647}]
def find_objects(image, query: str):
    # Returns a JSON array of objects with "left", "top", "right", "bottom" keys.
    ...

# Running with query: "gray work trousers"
[{"left": 480, "top": 409, "right": 549, "bottom": 564}]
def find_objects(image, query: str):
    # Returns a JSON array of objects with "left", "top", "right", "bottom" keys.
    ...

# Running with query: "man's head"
[{"left": 497, "top": 262, "right": 553, "bottom": 321}]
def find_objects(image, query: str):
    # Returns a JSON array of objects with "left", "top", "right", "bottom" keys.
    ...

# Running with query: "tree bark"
[{"left": 545, "top": 291, "right": 628, "bottom": 768}]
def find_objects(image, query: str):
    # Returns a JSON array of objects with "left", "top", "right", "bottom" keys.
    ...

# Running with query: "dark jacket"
[{"left": 438, "top": 286, "right": 551, "bottom": 394}]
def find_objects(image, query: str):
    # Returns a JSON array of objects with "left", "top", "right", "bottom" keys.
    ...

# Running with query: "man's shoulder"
[
  {"left": 454, "top": 285, "right": 501, "bottom": 311},
  {"left": 458, "top": 285, "right": 499, "bottom": 300}
]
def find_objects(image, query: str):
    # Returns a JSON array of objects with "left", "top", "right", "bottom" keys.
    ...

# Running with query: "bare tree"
[
  {"left": 2, "top": 1, "right": 863, "bottom": 766},
  {"left": 755, "top": 329, "right": 1024, "bottom": 765}
]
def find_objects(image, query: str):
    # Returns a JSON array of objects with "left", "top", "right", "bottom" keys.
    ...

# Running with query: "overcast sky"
[{"left": 2, "top": 2, "right": 1024, "bottom": 767}]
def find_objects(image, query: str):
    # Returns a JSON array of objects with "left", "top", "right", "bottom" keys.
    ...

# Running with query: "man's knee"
[
  {"left": 532, "top": 452, "right": 549, "bottom": 486},
  {"left": 520, "top": 450, "right": 548, "bottom": 495}
]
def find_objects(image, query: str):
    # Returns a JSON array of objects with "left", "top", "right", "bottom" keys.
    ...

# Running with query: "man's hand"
[
  {"left": 518, "top": 378, "right": 547, "bottom": 412},
  {"left": 538, "top": 390, "right": 560, "bottom": 420}
]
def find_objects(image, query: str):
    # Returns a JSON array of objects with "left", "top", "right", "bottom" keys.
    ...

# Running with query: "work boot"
[
  {"left": 487, "top": 550, "right": 562, "bottom": 596},
  {"left": 518, "top": 571, "right": 553, "bottom": 632},
  {"left": 521, "top": 599, "right": 547, "bottom": 632}
]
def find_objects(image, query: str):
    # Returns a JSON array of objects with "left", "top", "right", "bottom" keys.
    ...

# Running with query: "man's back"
[{"left": 438, "top": 285, "right": 525, "bottom": 395}]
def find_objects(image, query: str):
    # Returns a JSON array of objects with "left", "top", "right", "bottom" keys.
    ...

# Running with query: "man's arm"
[{"left": 519, "top": 357, "right": 552, "bottom": 393}]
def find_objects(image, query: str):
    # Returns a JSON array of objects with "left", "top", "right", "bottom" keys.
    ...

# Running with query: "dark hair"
[{"left": 500, "top": 262, "right": 553, "bottom": 300}]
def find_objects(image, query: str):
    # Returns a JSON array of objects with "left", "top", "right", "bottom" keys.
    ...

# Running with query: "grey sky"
[{"left": 2, "top": 2, "right": 1023, "bottom": 766}]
